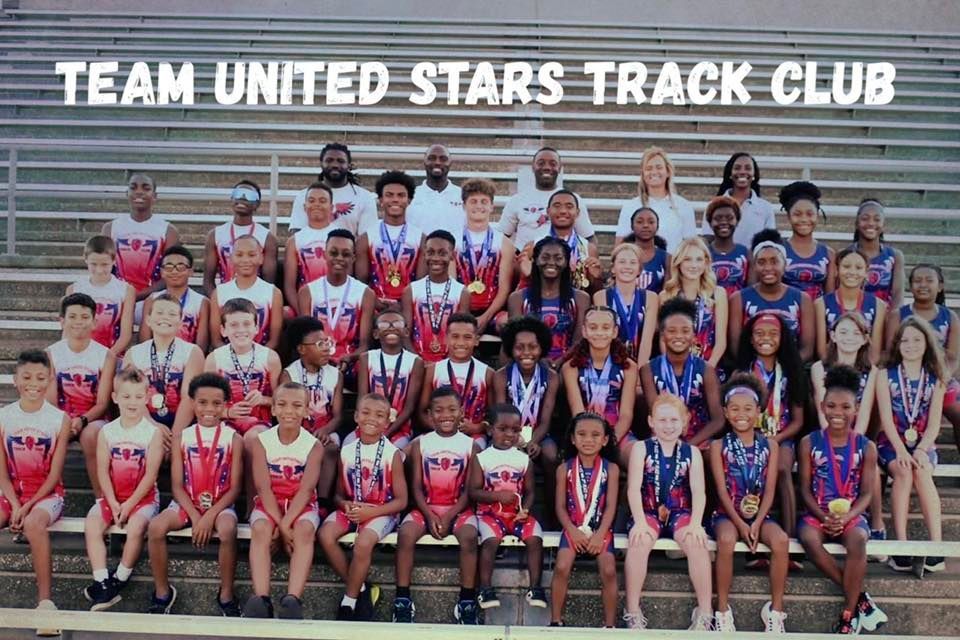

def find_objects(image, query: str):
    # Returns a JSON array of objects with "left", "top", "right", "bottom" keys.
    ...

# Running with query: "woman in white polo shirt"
[
  {"left": 701, "top": 152, "right": 777, "bottom": 247},
  {"left": 615, "top": 146, "right": 697, "bottom": 254}
]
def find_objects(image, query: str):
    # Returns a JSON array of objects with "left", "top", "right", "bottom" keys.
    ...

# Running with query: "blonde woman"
[
  {"left": 615, "top": 147, "right": 697, "bottom": 254},
  {"left": 660, "top": 238, "right": 728, "bottom": 368}
]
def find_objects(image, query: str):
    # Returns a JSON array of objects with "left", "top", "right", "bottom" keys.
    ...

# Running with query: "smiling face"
[
  {"left": 831, "top": 317, "right": 867, "bottom": 356},
  {"left": 489, "top": 412, "right": 522, "bottom": 449},
  {"left": 160, "top": 252, "right": 191, "bottom": 288},
  {"left": 273, "top": 385, "right": 308, "bottom": 429},
  {"left": 60, "top": 304, "right": 95, "bottom": 341},
  {"left": 15, "top": 362, "right": 51, "bottom": 403},
  {"left": 583, "top": 308, "right": 618, "bottom": 350},
  {"left": 724, "top": 391, "right": 760, "bottom": 434},
  {"left": 729, "top": 155, "right": 755, "bottom": 191},
  {"left": 649, "top": 401, "right": 685, "bottom": 443},
  {"left": 660, "top": 313, "right": 695, "bottom": 355},
  {"left": 837, "top": 252, "right": 868, "bottom": 290},
  {"left": 898, "top": 325, "right": 928, "bottom": 364},
  {"left": 424, "top": 144, "right": 450, "bottom": 181},
  {"left": 324, "top": 236, "right": 355, "bottom": 277},
  {"left": 910, "top": 267, "right": 941, "bottom": 304},
  {"left": 612, "top": 247, "right": 641, "bottom": 283},
  {"left": 127, "top": 174, "right": 156, "bottom": 214},
  {"left": 709, "top": 206, "right": 738, "bottom": 240},
  {"left": 429, "top": 394, "right": 462, "bottom": 436},
  {"left": 788, "top": 199, "right": 818, "bottom": 237},
  {"left": 754, "top": 247, "right": 785, "bottom": 285},
  {"left": 751, "top": 319, "right": 782, "bottom": 358},
  {"left": 535, "top": 243, "right": 567, "bottom": 280},
  {"left": 221, "top": 310, "right": 256, "bottom": 349},
  {"left": 572, "top": 417, "right": 608, "bottom": 458},
  {"left": 821, "top": 387, "right": 857, "bottom": 433},
  {"left": 532, "top": 150, "right": 560, "bottom": 189},
  {"left": 193, "top": 386, "right": 227, "bottom": 428},
  {"left": 380, "top": 183, "right": 410, "bottom": 222},
  {"left": 231, "top": 236, "right": 263, "bottom": 278},
  {"left": 373, "top": 311, "right": 407, "bottom": 347},
  {"left": 424, "top": 237, "right": 454, "bottom": 278},
  {"left": 231, "top": 184, "right": 260, "bottom": 217},
  {"left": 446, "top": 321, "right": 479, "bottom": 361},
  {"left": 678, "top": 246, "right": 708, "bottom": 282},
  {"left": 856, "top": 204, "right": 884, "bottom": 242},
  {"left": 305, "top": 187, "right": 333, "bottom": 226},
  {"left": 354, "top": 396, "right": 391, "bottom": 440},
  {"left": 511, "top": 330, "right": 542, "bottom": 372},
  {"left": 642, "top": 155, "right": 669, "bottom": 191},
  {"left": 147, "top": 298, "right": 182, "bottom": 339},
  {"left": 464, "top": 193, "right": 493, "bottom": 225},
  {"left": 548, "top": 193, "right": 578, "bottom": 231}
]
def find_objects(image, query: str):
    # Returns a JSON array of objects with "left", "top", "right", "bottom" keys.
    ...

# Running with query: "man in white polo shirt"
[
  {"left": 406, "top": 143, "right": 465, "bottom": 237},
  {"left": 495, "top": 147, "right": 595, "bottom": 251},
  {"left": 288, "top": 142, "right": 379, "bottom": 237}
]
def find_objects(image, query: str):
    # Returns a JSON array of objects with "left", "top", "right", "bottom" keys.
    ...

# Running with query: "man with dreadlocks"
[{"left": 290, "top": 143, "right": 379, "bottom": 237}]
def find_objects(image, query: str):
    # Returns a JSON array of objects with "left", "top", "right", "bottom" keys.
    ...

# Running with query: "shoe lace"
[
  {"left": 765, "top": 610, "right": 786, "bottom": 632},
  {"left": 622, "top": 611, "right": 648, "bottom": 629}
]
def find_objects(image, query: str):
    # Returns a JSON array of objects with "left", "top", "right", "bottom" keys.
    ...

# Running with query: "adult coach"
[
  {"left": 289, "top": 143, "right": 379, "bottom": 236},
  {"left": 406, "top": 144, "right": 465, "bottom": 236}
]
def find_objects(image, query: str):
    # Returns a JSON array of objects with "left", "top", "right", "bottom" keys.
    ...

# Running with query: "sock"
[
  {"left": 359, "top": 583, "right": 367, "bottom": 593},
  {"left": 396, "top": 586, "right": 411, "bottom": 599},
  {"left": 92, "top": 569, "right": 109, "bottom": 583},
  {"left": 114, "top": 564, "right": 133, "bottom": 582},
  {"left": 341, "top": 595, "right": 357, "bottom": 609},
  {"left": 459, "top": 587, "right": 476, "bottom": 601}
]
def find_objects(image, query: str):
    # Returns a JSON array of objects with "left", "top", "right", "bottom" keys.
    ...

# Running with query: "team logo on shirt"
[
  {"left": 488, "top": 468, "right": 523, "bottom": 486},
  {"left": 425, "top": 454, "right": 465, "bottom": 473},
  {"left": 334, "top": 202, "right": 355, "bottom": 220},
  {"left": 111, "top": 445, "right": 146, "bottom": 464},
  {"left": 7, "top": 434, "right": 53, "bottom": 458}
]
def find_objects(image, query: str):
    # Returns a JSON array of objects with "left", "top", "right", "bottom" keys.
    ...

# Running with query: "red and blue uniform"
[
  {"left": 167, "top": 422, "right": 237, "bottom": 526},
  {"left": 522, "top": 291, "right": 577, "bottom": 361},
  {"left": 740, "top": 285, "right": 804, "bottom": 336},
  {"left": 800, "top": 429, "right": 870, "bottom": 537},
  {"left": 95, "top": 417, "right": 159, "bottom": 524},
  {"left": 576, "top": 358, "right": 628, "bottom": 442},
  {"left": 475, "top": 446, "right": 542, "bottom": 542},
  {"left": 72, "top": 276, "right": 128, "bottom": 349},
  {"left": 784, "top": 241, "right": 830, "bottom": 300},
  {"left": 877, "top": 365, "right": 939, "bottom": 468},
  {"left": 559, "top": 456, "right": 614, "bottom": 553},
  {"left": 401, "top": 431, "right": 476, "bottom": 532},
  {"left": 638, "top": 248, "right": 668, "bottom": 293},
  {"left": 710, "top": 243, "right": 750, "bottom": 295},
  {"left": 823, "top": 290, "right": 880, "bottom": 333},
  {"left": 712, "top": 432, "right": 771, "bottom": 526},
  {"left": 635, "top": 438, "right": 693, "bottom": 536},
  {"left": 650, "top": 355, "right": 710, "bottom": 447},
  {"left": 111, "top": 214, "right": 168, "bottom": 293},
  {"left": 854, "top": 243, "right": 897, "bottom": 303},
  {"left": 456, "top": 227, "right": 504, "bottom": 313},
  {"left": 250, "top": 426, "right": 320, "bottom": 529},
  {"left": 326, "top": 436, "right": 400, "bottom": 540},
  {"left": 0, "top": 401, "right": 66, "bottom": 523},
  {"left": 605, "top": 287, "right": 648, "bottom": 360}
]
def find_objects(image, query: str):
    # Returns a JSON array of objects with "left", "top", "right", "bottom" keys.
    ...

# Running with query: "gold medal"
[
  {"left": 468, "top": 280, "right": 486, "bottom": 295},
  {"left": 520, "top": 426, "right": 533, "bottom": 445},
  {"left": 389, "top": 407, "right": 398, "bottom": 422},
  {"left": 828, "top": 498, "right": 851, "bottom": 516},
  {"left": 740, "top": 494, "right": 761, "bottom": 518},
  {"left": 151, "top": 393, "right": 165, "bottom": 410},
  {"left": 657, "top": 504, "right": 670, "bottom": 524},
  {"left": 761, "top": 414, "right": 779, "bottom": 437},
  {"left": 389, "top": 275, "right": 401, "bottom": 288},
  {"left": 429, "top": 338, "right": 442, "bottom": 354},
  {"left": 904, "top": 428, "right": 919, "bottom": 446},
  {"left": 198, "top": 491, "right": 214, "bottom": 511}
]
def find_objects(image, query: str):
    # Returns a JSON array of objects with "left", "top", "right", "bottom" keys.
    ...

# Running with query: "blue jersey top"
[
  {"left": 853, "top": 243, "right": 897, "bottom": 304},
  {"left": 806, "top": 429, "right": 868, "bottom": 512},
  {"left": 710, "top": 243, "right": 749, "bottom": 295},
  {"left": 563, "top": 457, "right": 610, "bottom": 530},
  {"left": 898, "top": 303, "right": 952, "bottom": 350},
  {"left": 823, "top": 290, "right": 880, "bottom": 333},
  {"left": 606, "top": 286, "right": 648, "bottom": 361},
  {"left": 649, "top": 355, "right": 710, "bottom": 445},
  {"left": 577, "top": 357, "right": 626, "bottom": 433},
  {"left": 523, "top": 291, "right": 577, "bottom": 361},
  {"left": 879, "top": 365, "right": 938, "bottom": 452},
  {"left": 640, "top": 438, "right": 693, "bottom": 514},
  {"left": 638, "top": 248, "right": 668, "bottom": 294},
  {"left": 716, "top": 431, "right": 771, "bottom": 520},
  {"left": 784, "top": 241, "right": 830, "bottom": 300},
  {"left": 740, "top": 285, "right": 804, "bottom": 335}
]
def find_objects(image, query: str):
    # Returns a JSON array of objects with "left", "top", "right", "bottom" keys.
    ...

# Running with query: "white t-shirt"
[
  {"left": 495, "top": 186, "right": 595, "bottom": 249},
  {"left": 407, "top": 180, "right": 465, "bottom": 238},
  {"left": 615, "top": 194, "right": 697, "bottom": 254},
  {"left": 700, "top": 189, "right": 777, "bottom": 247},
  {"left": 290, "top": 183, "right": 379, "bottom": 236}
]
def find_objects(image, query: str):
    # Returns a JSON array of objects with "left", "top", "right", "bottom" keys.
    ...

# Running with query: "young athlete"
[
  {"left": 550, "top": 412, "right": 620, "bottom": 628},
  {"left": 420, "top": 314, "right": 494, "bottom": 446},
  {"left": 704, "top": 152, "right": 777, "bottom": 247},
  {"left": 623, "top": 394, "right": 713, "bottom": 631},
  {"left": 279, "top": 317, "right": 343, "bottom": 504},
  {"left": 595, "top": 242, "right": 659, "bottom": 365},
  {"left": 493, "top": 316, "right": 561, "bottom": 523},
  {"left": 243, "top": 383, "right": 323, "bottom": 620},
  {"left": 640, "top": 298, "right": 724, "bottom": 451},
  {"left": 620, "top": 207, "right": 673, "bottom": 294},
  {"left": 283, "top": 182, "right": 337, "bottom": 313},
  {"left": 876, "top": 317, "right": 947, "bottom": 573},
  {"left": 519, "top": 190, "right": 602, "bottom": 292},
  {"left": 67, "top": 235, "right": 135, "bottom": 357},
  {"left": 798, "top": 366, "right": 886, "bottom": 634},
  {"left": 124, "top": 293, "right": 204, "bottom": 432},
  {"left": 507, "top": 236, "right": 590, "bottom": 366},
  {"left": 455, "top": 178, "right": 515, "bottom": 332},
  {"left": 318, "top": 393, "right": 408, "bottom": 622},
  {"left": 82, "top": 367, "right": 163, "bottom": 611},
  {"left": 204, "top": 179, "right": 278, "bottom": 296},
  {"left": 470, "top": 404, "right": 546, "bottom": 611},
  {"left": 47, "top": 293, "right": 115, "bottom": 497},
  {"left": 103, "top": 173, "right": 180, "bottom": 304},
  {"left": 710, "top": 374, "right": 789, "bottom": 633},
  {"left": 779, "top": 181, "right": 835, "bottom": 300},
  {"left": 393, "top": 387, "right": 481, "bottom": 624},
  {"left": 851, "top": 198, "right": 905, "bottom": 307},
  {"left": 358, "top": 309, "right": 424, "bottom": 449},
  {"left": 403, "top": 230, "right": 470, "bottom": 363},
  {"left": 298, "top": 229, "right": 374, "bottom": 368},
  {"left": 146, "top": 373, "right": 243, "bottom": 615},
  {"left": 0, "top": 350, "right": 70, "bottom": 634},
  {"left": 885, "top": 264, "right": 960, "bottom": 368},
  {"left": 210, "top": 235, "right": 283, "bottom": 350},
  {"left": 357, "top": 171, "right": 425, "bottom": 307},
  {"left": 563, "top": 306, "right": 639, "bottom": 458},
  {"left": 705, "top": 196, "right": 751, "bottom": 295},
  {"left": 729, "top": 229, "right": 815, "bottom": 362},
  {"left": 140, "top": 245, "right": 210, "bottom": 352},
  {"left": 816, "top": 248, "right": 886, "bottom": 364}
]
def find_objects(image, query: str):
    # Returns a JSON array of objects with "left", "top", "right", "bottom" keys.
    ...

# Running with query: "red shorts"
[
  {"left": 401, "top": 505, "right": 477, "bottom": 533},
  {"left": 96, "top": 493, "right": 159, "bottom": 525},
  {"left": 250, "top": 496, "right": 320, "bottom": 530},
  {"left": 799, "top": 513, "right": 869, "bottom": 540},
  {"left": 165, "top": 500, "right": 238, "bottom": 528},
  {"left": 476, "top": 510, "right": 542, "bottom": 543},
  {"left": 945, "top": 378, "right": 960, "bottom": 406},
  {"left": 324, "top": 509, "right": 397, "bottom": 541},
  {"left": 637, "top": 510, "right": 693, "bottom": 539},
  {"left": 0, "top": 494, "right": 64, "bottom": 524}
]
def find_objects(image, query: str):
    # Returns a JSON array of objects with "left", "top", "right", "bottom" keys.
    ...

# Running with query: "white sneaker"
[
  {"left": 714, "top": 607, "right": 736, "bottom": 632},
  {"left": 761, "top": 601, "right": 787, "bottom": 633},
  {"left": 622, "top": 609, "right": 648, "bottom": 630},
  {"left": 35, "top": 599, "right": 60, "bottom": 637},
  {"left": 689, "top": 607, "right": 714, "bottom": 631}
]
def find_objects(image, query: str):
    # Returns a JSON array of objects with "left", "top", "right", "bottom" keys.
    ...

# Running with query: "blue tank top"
[
  {"left": 522, "top": 291, "right": 576, "bottom": 361},
  {"left": 898, "top": 304, "right": 952, "bottom": 349},
  {"left": 649, "top": 355, "right": 709, "bottom": 443},
  {"left": 606, "top": 286, "right": 647, "bottom": 361},
  {"left": 855, "top": 243, "right": 896, "bottom": 303},
  {"left": 710, "top": 243, "right": 749, "bottom": 295},
  {"left": 880, "top": 364, "right": 938, "bottom": 451},
  {"left": 577, "top": 358, "right": 625, "bottom": 430},
  {"left": 563, "top": 457, "right": 610, "bottom": 530},
  {"left": 807, "top": 429, "right": 868, "bottom": 512},
  {"left": 717, "top": 432, "right": 771, "bottom": 519},
  {"left": 740, "top": 285, "right": 804, "bottom": 335},
  {"left": 784, "top": 241, "right": 830, "bottom": 299},
  {"left": 640, "top": 437, "right": 693, "bottom": 513},
  {"left": 638, "top": 248, "right": 668, "bottom": 294},
  {"left": 823, "top": 290, "right": 880, "bottom": 333}
]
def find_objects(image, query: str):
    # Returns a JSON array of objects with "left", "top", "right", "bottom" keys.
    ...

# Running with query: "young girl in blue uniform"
[
  {"left": 705, "top": 195, "right": 750, "bottom": 295},
  {"left": 779, "top": 181, "right": 835, "bottom": 300},
  {"left": 596, "top": 243, "right": 659, "bottom": 365},
  {"left": 816, "top": 248, "right": 886, "bottom": 364},
  {"left": 623, "top": 207, "right": 671, "bottom": 294},
  {"left": 851, "top": 198, "right": 904, "bottom": 307}
]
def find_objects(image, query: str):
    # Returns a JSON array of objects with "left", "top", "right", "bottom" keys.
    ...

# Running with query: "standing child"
[
  {"left": 243, "top": 383, "right": 323, "bottom": 620},
  {"left": 876, "top": 317, "right": 947, "bottom": 574},
  {"left": 470, "top": 404, "right": 547, "bottom": 612},
  {"left": 318, "top": 393, "right": 408, "bottom": 621},
  {"left": 710, "top": 374, "right": 789, "bottom": 633},
  {"left": 779, "top": 181, "right": 835, "bottom": 300},
  {"left": 67, "top": 235, "right": 135, "bottom": 358},
  {"left": 393, "top": 387, "right": 481, "bottom": 624},
  {"left": 282, "top": 182, "right": 335, "bottom": 313},
  {"left": 705, "top": 196, "right": 751, "bottom": 296},
  {"left": 141, "top": 245, "right": 210, "bottom": 353},
  {"left": 620, "top": 207, "right": 672, "bottom": 294},
  {"left": 47, "top": 293, "right": 115, "bottom": 497},
  {"left": 0, "top": 350, "right": 70, "bottom": 635},
  {"left": 550, "top": 412, "right": 620, "bottom": 628},
  {"left": 851, "top": 199, "right": 905, "bottom": 307},
  {"left": 595, "top": 243, "right": 659, "bottom": 365},
  {"left": 623, "top": 394, "right": 713, "bottom": 631},
  {"left": 798, "top": 366, "right": 886, "bottom": 634},
  {"left": 146, "top": 373, "right": 243, "bottom": 615},
  {"left": 82, "top": 367, "right": 164, "bottom": 611}
]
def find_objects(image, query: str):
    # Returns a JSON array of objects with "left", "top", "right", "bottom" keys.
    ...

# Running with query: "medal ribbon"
[
  {"left": 425, "top": 278, "right": 452, "bottom": 335},
  {"left": 353, "top": 436, "right": 386, "bottom": 502},
  {"left": 658, "top": 355, "right": 694, "bottom": 403},
  {"left": 463, "top": 228, "right": 493, "bottom": 283},
  {"left": 380, "top": 221, "right": 408, "bottom": 266},
  {"left": 510, "top": 362, "right": 544, "bottom": 428},
  {"left": 825, "top": 431, "right": 856, "bottom": 501},
  {"left": 229, "top": 344, "right": 257, "bottom": 396},
  {"left": 379, "top": 351, "right": 404, "bottom": 409},
  {"left": 726, "top": 432, "right": 760, "bottom": 496},
  {"left": 447, "top": 359, "right": 476, "bottom": 405},
  {"left": 753, "top": 359, "right": 783, "bottom": 428},
  {"left": 192, "top": 422, "right": 223, "bottom": 507},
  {"left": 653, "top": 440, "right": 681, "bottom": 509},
  {"left": 573, "top": 455, "right": 604, "bottom": 528},
  {"left": 897, "top": 364, "right": 927, "bottom": 432},
  {"left": 321, "top": 277, "right": 353, "bottom": 343},
  {"left": 149, "top": 339, "right": 176, "bottom": 396},
  {"left": 610, "top": 287, "right": 641, "bottom": 354},
  {"left": 584, "top": 355, "right": 613, "bottom": 414}
]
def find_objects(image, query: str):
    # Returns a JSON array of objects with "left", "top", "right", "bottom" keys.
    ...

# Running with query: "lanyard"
[
  {"left": 229, "top": 344, "right": 257, "bottom": 396},
  {"left": 353, "top": 437, "right": 386, "bottom": 502},
  {"left": 825, "top": 431, "right": 856, "bottom": 500},
  {"left": 653, "top": 439, "right": 681, "bottom": 507},
  {"left": 726, "top": 432, "right": 760, "bottom": 495},
  {"left": 380, "top": 222, "right": 408, "bottom": 265},
  {"left": 379, "top": 351, "right": 404, "bottom": 406},
  {"left": 610, "top": 287, "right": 641, "bottom": 353},
  {"left": 446, "top": 359, "right": 476, "bottom": 402},
  {"left": 753, "top": 359, "right": 783, "bottom": 426},
  {"left": 510, "top": 362, "right": 545, "bottom": 427},
  {"left": 192, "top": 423, "right": 223, "bottom": 504},
  {"left": 321, "top": 277, "right": 352, "bottom": 342},
  {"left": 149, "top": 339, "right": 176, "bottom": 394},
  {"left": 897, "top": 365, "right": 928, "bottom": 429},
  {"left": 658, "top": 355, "right": 694, "bottom": 403},
  {"left": 573, "top": 455, "right": 604, "bottom": 527},
  {"left": 425, "top": 279, "right": 452, "bottom": 334},
  {"left": 583, "top": 355, "right": 613, "bottom": 414},
  {"left": 462, "top": 228, "right": 493, "bottom": 282}
]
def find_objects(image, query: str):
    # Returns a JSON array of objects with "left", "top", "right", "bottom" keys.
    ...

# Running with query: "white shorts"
[
  {"left": 0, "top": 494, "right": 64, "bottom": 525},
  {"left": 165, "top": 500, "right": 238, "bottom": 528}
]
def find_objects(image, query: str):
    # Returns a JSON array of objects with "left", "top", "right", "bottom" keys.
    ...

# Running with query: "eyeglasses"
[
  {"left": 161, "top": 263, "right": 190, "bottom": 273},
  {"left": 376, "top": 320, "right": 405, "bottom": 330},
  {"left": 231, "top": 187, "right": 261, "bottom": 204},
  {"left": 301, "top": 338, "right": 334, "bottom": 350}
]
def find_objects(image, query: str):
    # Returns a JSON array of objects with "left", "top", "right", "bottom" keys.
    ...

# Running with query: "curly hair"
[
  {"left": 735, "top": 313, "right": 807, "bottom": 406},
  {"left": 500, "top": 315, "right": 552, "bottom": 359}
]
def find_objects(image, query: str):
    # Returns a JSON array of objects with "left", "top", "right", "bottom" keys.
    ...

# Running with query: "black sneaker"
[
  {"left": 857, "top": 592, "right": 888, "bottom": 632},
  {"left": 924, "top": 557, "right": 946, "bottom": 572},
  {"left": 549, "top": 621, "right": 565, "bottom": 627},
  {"left": 114, "top": 576, "right": 131, "bottom": 593},
  {"left": 392, "top": 597, "right": 415, "bottom": 623},
  {"left": 525, "top": 587, "right": 547, "bottom": 608},
  {"left": 888, "top": 555, "right": 913, "bottom": 572},
  {"left": 355, "top": 583, "right": 380, "bottom": 621},
  {"left": 277, "top": 594, "right": 304, "bottom": 620},
  {"left": 832, "top": 610, "right": 860, "bottom": 635},
  {"left": 242, "top": 594, "right": 274, "bottom": 618},
  {"left": 147, "top": 586, "right": 177, "bottom": 614},
  {"left": 454, "top": 599, "right": 479, "bottom": 625},
  {"left": 336, "top": 605, "right": 355, "bottom": 621},
  {"left": 477, "top": 587, "right": 500, "bottom": 610},
  {"left": 217, "top": 597, "right": 241, "bottom": 617},
  {"left": 88, "top": 578, "right": 121, "bottom": 612}
]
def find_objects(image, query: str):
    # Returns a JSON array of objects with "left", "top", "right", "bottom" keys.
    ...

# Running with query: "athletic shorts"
[
  {"left": 709, "top": 511, "right": 772, "bottom": 533},
  {"left": 401, "top": 505, "right": 477, "bottom": 533},
  {"left": 629, "top": 510, "right": 694, "bottom": 539},
  {"left": 94, "top": 494, "right": 159, "bottom": 525},
  {"left": 476, "top": 511, "right": 542, "bottom": 543},
  {"left": 799, "top": 513, "right": 870, "bottom": 539},
  {"left": 249, "top": 497, "right": 320, "bottom": 531},
  {"left": 878, "top": 443, "right": 938, "bottom": 469},
  {"left": 0, "top": 494, "right": 64, "bottom": 525},
  {"left": 323, "top": 510, "right": 397, "bottom": 542},
  {"left": 165, "top": 500, "right": 238, "bottom": 529},
  {"left": 618, "top": 431, "right": 638, "bottom": 447},
  {"left": 946, "top": 378, "right": 960, "bottom": 406},
  {"left": 559, "top": 527, "right": 614, "bottom": 554}
]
